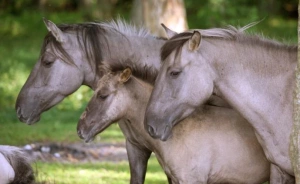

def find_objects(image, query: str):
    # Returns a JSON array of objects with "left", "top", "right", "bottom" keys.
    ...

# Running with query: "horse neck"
[
  {"left": 220, "top": 41, "right": 296, "bottom": 76},
  {"left": 67, "top": 29, "right": 134, "bottom": 89},
  {"left": 208, "top": 39, "right": 296, "bottom": 168},
  {"left": 103, "top": 33, "right": 165, "bottom": 80},
  {"left": 117, "top": 77, "right": 155, "bottom": 148},
  {"left": 210, "top": 39, "right": 296, "bottom": 109},
  {"left": 127, "top": 36, "right": 165, "bottom": 72},
  {"left": 83, "top": 65, "right": 98, "bottom": 90},
  {"left": 123, "top": 77, "right": 152, "bottom": 124}
]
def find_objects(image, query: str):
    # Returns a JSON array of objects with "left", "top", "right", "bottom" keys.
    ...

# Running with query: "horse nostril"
[
  {"left": 147, "top": 125, "right": 156, "bottom": 137},
  {"left": 77, "top": 129, "right": 84, "bottom": 139},
  {"left": 16, "top": 106, "right": 22, "bottom": 118},
  {"left": 77, "top": 122, "right": 84, "bottom": 139}
]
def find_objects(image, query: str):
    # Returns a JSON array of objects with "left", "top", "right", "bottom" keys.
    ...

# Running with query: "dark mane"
[
  {"left": 161, "top": 32, "right": 193, "bottom": 61},
  {"left": 99, "top": 59, "right": 158, "bottom": 84},
  {"left": 161, "top": 25, "right": 297, "bottom": 62}
]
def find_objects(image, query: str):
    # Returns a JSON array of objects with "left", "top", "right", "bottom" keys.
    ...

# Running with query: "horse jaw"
[
  {"left": 15, "top": 103, "right": 41, "bottom": 125},
  {"left": 16, "top": 106, "right": 41, "bottom": 124},
  {"left": 16, "top": 92, "right": 65, "bottom": 125}
]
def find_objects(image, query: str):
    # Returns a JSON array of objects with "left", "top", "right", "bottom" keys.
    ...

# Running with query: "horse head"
[
  {"left": 15, "top": 19, "right": 98, "bottom": 124},
  {"left": 77, "top": 68, "right": 132, "bottom": 142},
  {"left": 145, "top": 31, "right": 215, "bottom": 141}
]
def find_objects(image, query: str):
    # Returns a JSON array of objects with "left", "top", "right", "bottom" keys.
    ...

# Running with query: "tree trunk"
[
  {"left": 290, "top": 2, "right": 300, "bottom": 183},
  {"left": 131, "top": 0, "right": 188, "bottom": 37},
  {"left": 80, "top": 0, "right": 116, "bottom": 21}
]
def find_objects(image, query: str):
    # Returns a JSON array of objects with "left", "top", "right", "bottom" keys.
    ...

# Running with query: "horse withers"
[
  {"left": 145, "top": 26, "right": 297, "bottom": 183},
  {"left": 77, "top": 67, "right": 270, "bottom": 184}
]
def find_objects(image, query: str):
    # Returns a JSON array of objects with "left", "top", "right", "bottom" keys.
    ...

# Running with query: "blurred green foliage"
[
  {"left": 185, "top": 0, "right": 297, "bottom": 43},
  {"left": 185, "top": 0, "right": 298, "bottom": 27},
  {"left": 35, "top": 156, "right": 167, "bottom": 184}
]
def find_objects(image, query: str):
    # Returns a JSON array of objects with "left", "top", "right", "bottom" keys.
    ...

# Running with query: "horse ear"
[
  {"left": 119, "top": 68, "right": 132, "bottom": 83},
  {"left": 188, "top": 31, "right": 201, "bottom": 51},
  {"left": 161, "top": 23, "right": 178, "bottom": 39},
  {"left": 43, "top": 18, "right": 66, "bottom": 43}
]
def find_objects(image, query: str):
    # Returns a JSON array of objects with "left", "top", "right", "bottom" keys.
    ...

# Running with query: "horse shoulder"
[
  {"left": 178, "top": 107, "right": 270, "bottom": 183},
  {"left": 205, "top": 107, "right": 270, "bottom": 183}
]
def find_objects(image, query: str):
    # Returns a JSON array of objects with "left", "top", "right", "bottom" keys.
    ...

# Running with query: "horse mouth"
[
  {"left": 16, "top": 107, "right": 41, "bottom": 125},
  {"left": 24, "top": 116, "right": 41, "bottom": 125},
  {"left": 82, "top": 122, "right": 113, "bottom": 143},
  {"left": 16, "top": 93, "right": 65, "bottom": 125},
  {"left": 84, "top": 135, "right": 95, "bottom": 143}
]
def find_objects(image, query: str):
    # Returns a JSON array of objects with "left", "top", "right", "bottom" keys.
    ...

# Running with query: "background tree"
[
  {"left": 290, "top": 1, "right": 300, "bottom": 183},
  {"left": 80, "top": 0, "right": 117, "bottom": 20},
  {"left": 131, "top": 0, "right": 188, "bottom": 37}
]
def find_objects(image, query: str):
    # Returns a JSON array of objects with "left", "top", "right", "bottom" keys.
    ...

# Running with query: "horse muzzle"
[
  {"left": 77, "top": 119, "right": 96, "bottom": 143},
  {"left": 16, "top": 106, "right": 40, "bottom": 125},
  {"left": 145, "top": 118, "right": 172, "bottom": 141},
  {"left": 77, "top": 129, "right": 95, "bottom": 143}
]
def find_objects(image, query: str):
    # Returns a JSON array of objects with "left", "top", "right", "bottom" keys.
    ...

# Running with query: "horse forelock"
[
  {"left": 41, "top": 32, "right": 74, "bottom": 66},
  {"left": 41, "top": 23, "right": 109, "bottom": 76},
  {"left": 160, "top": 26, "right": 244, "bottom": 62},
  {"left": 161, "top": 32, "right": 193, "bottom": 62}
]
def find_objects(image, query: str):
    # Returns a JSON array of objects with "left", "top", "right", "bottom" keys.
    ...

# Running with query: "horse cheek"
[{"left": 60, "top": 67, "right": 83, "bottom": 95}]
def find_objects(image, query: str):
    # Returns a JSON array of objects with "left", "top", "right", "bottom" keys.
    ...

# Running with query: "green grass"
[
  {"left": 0, "top": 97, "right": 125, "bottom": 146},
  {"left": 35, "top": 156, "right": 167, "bottom": 184}
]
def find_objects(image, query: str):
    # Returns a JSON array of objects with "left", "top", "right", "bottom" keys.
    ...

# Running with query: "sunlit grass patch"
[
  {"left": 35, "top": 156, "right": 167, "bottom": 184},
  {"left": 36, "top": 161, "right": 130, "bottom": 184}
]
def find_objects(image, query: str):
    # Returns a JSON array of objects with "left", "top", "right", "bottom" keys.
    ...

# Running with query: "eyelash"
[
  {"left": 43, "top": 60, "right": 54, "bottom": 67},
  {"left": 170, "top": 70, "right": 181, "bottom": 78},
  {"left": 170, "top": 71, "right": 180, "bottom": 76}
]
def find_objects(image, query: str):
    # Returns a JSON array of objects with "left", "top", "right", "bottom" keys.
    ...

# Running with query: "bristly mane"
[
  {"left": 100, "top": 19, "right": 151, "bottom": 38},
  {"left": 41, "top": 19, "right": 153, "bottom": 77},
  {"left": 99, "top": 59, "right": 158, "bottom": 84},
  {"left": 97, "top": 20, "right": 161, "bottom": 83},
  {"left": 161, "top": 23, "right": 297, "bottom": 61}
]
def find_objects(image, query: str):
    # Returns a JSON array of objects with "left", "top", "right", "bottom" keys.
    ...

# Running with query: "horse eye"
[
  {"left": 170, "top": 71, "right": 181, "bottom": 78},
  {"left": 43, "top": 60, "right": 54, "bottom": 68},
  {"left": 97, "top": 94, "right": 109, "bottom": 100}
]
